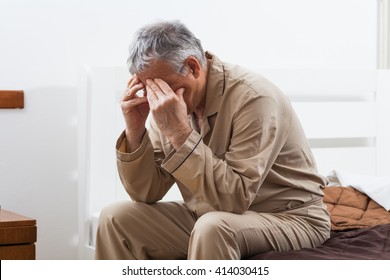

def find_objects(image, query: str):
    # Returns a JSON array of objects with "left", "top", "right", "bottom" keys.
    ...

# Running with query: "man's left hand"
[{"left": 146, "top": 78, "right": 192, "bottom": 150}]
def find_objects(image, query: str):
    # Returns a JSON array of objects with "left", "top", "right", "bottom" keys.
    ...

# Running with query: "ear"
[{"left": 185, "top": 56, "right": 202, "bottom": 79}]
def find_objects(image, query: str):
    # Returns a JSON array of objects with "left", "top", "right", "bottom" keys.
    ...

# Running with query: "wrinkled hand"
[
  {"left": 146, "top": 78, "right": 192, "bottom": 150},
  {"left": 121, "top": 76, "right": 149, "bottom": 152}
]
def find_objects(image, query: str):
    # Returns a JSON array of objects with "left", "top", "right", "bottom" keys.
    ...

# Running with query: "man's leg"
[
  {"left": 95, "top": 201, "right": 196, "bottom": 259},
  {"left": 188, "top": 203, "right": 330, "bottom": 260}
]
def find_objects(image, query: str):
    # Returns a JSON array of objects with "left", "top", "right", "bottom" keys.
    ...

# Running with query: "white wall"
[{"left": 0, "top": 0, "right": 378, "bottom": 259}]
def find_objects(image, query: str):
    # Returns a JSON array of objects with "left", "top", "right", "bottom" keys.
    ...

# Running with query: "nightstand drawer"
[
  {"left": 0, "top": 244, "right": 35, "bottom": 260},
  {"left": 0, "top": 209, "right": 37, "bottom": 260},
  {"left": 0, "top": 225, "right": 37, "bottom": 245}
]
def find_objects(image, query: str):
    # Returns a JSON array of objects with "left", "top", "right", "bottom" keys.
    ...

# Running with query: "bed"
[
  {"left": 78, "top": 67, "right": 390, "bottom": 259},
  {"left": 248, "top": 186, "right": 390, "bottom": 260},
  {"left": 249, "top": 224, "right": 390, "bottom": 260}
]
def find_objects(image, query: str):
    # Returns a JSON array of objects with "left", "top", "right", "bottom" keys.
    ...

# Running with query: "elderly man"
[{"left": 95, "top": 20, "right": 330, "bottom": 260}]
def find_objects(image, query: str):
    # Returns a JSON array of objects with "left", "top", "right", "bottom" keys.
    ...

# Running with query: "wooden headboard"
[{"left": 0, "top": 90, "right": 24, "bottom": 109}]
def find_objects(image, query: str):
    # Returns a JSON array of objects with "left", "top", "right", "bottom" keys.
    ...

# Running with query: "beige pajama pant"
[{"left": 95, "top": 200, "right": 330, "bottom": 260}]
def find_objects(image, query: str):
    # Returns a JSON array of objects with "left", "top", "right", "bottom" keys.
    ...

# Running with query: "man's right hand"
[{"left": 121, "top": 75, "right": 150, "bottom": 152}]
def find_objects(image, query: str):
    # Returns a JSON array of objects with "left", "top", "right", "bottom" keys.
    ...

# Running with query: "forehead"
[{"left": 137, "top": 60, "right": 180, "bottom": 83}]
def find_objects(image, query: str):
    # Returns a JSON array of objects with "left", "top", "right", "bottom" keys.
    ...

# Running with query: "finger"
[
  {"left": 128, "top": 76, "right": 143, "bottom": 91},
  {"left": 122, "top": 83, "right": 143, "bottom": 102},
  {"left": 154, "top": 78, "right": 175, "bottom": 96},
  {"left": 121, "top": 96, "right": 148, "bottom": 109},
  {"left": 146, "top": 79, "right": 165, "bottom": 98},
  {"left": 127, "top": 76, "right": 134, "bottom": 87},
  {"left": 145, "top": 85, "right": 158, "bottom": 106},
  {"left": 122, "top": 83, "right": 145, "bottom": 101},
  {"left": 127, "top": 75, "right": 139, "bottom": 88},
  {"left": 175, "top": 88, "right": 185, "bottom": 101}
]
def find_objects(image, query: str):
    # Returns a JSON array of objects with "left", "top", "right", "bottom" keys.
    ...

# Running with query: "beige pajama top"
[{"left": 116, "top": 52, "right": 327, "bottom": 218}]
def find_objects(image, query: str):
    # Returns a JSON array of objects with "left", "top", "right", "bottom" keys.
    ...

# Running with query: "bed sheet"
[
  {"left": 247, "top": 186, "right": 390, "bottom": 260},
  {"left": 248, "top": 224, "right": 390, "bottom": 260}
]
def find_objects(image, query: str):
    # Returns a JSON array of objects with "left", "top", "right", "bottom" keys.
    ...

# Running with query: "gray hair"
[{"left": 127, "top": 20, "right": 206, "bottom": 75}]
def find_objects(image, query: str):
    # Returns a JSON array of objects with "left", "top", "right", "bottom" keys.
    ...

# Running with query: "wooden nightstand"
[{"left": 0, "top": 209, "right": 37, "bottom": 260}]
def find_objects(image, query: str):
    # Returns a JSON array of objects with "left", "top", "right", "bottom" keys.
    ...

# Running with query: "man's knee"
[
  {"left": 188, "top": 211, "right": 240, "bottom": 259},
  {"left": 98, "top": 201, "right": 145, "bottom": 230},
  {"left": 191, "top": 212, "right": 235, "bottom": 241}
]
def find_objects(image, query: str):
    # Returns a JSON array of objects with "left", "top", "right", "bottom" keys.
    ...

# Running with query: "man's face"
[{"left": 137, "top": 59, "right": 200, "bottom": 114}]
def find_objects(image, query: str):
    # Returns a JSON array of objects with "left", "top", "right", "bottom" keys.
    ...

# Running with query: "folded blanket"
[
  {"left": 324, "top": 186, "right": 390, "bottom": 231},
  {"left": 327, "top": 170, "right": 390, "bottom": 211}
]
